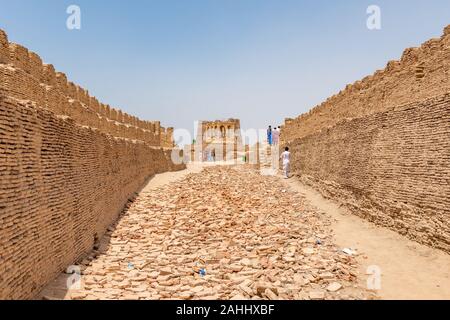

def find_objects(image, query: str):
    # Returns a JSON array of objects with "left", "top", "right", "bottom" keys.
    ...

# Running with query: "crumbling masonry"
[
  {"left": 1, "top": 24, "right": 450, "bottom": 301},
  {"left": 189, "top": 119, "right": 243, "bottom": 162},
  {"left": 282, "top": 25, "right": 450, "bottom": 253},
  {"left": 0, "top": 29, "right": 185, "bottom": 299}
]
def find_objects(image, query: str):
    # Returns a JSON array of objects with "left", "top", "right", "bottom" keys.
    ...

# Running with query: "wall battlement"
[
  {"left": 0, "top": 29, "right": 173, "bottom": 147},
  {"left": 282, "top": 25, "right": 450, "bottom": 143},
  {"left": 0, "top": 29, "right": 184, "bottom": 299},
  {"left": 283, "top": 25, "right": 450, "bottom": 253}
]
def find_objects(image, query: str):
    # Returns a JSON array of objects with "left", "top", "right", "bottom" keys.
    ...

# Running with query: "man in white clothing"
[
  {"left": 280, "top": 147, "right": 291, "bottom": 179},
  {"left": 272, "top": 127, "right": 280, "bottom": 146}
]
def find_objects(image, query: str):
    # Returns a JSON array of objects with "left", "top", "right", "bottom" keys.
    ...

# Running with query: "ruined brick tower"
[{"left": 190, "top": 119, "right": 243, "bottom": 162}]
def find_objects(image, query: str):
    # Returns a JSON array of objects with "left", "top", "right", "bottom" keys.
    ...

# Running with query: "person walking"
[
  {"left": 280, "top": 147, "right": 291, "bottom": 179},
  {"left": 267, "top": 126, "right": 273, "bottom": 146},
  {"left": 272, "top": 127, "right": 280, "bottom": 146}
]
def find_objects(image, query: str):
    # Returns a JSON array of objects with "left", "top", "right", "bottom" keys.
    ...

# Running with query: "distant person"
[
  {"left": 212, "top": 149, "right": 216, "bottom": 162},
  {"left": 207, "top": 150, "right": 212, "bottom": 162},
  {"left": 280, "top": 147, "right": 291, "bottom": 179},
  {"left": 278, "top": 126, "right": 282, "bottom": 144},
  {"left": 267, "top": 126, "right": 273, "bottom": 146},
  {"left": 272, "top": 127, "right": 280, "bottom": 146}
]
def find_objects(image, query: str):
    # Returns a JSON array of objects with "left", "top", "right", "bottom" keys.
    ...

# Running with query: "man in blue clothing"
[{"left": 267, "top": 126, "right": 272, "bottom": 146}]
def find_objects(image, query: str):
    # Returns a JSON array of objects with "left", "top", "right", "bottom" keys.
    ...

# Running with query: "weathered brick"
[
  {"left": 283, "top": 25, "right": 450, "bottom": 254},
  {"left": 0, "top": 28, "right": 185, "bottom": 300}
]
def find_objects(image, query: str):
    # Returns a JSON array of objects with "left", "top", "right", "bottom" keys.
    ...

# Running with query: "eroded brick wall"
[
  {"left": 283, "top": 25, "right": 450, "bottom": 143},
  {"left": 0, "top": 96, "right": 184, "bottom": 300},
  {"left": 290, "top": 94, "right": 450, "bottom": 252},
  {"left": 0, "top": 29, "right": 174, "bottom": 147},
  {"left": 0, "top": 29, "right": 185, "bottom": 299},
  {"left": 283, "top": 26, "right": 450, "bottom": 252}
]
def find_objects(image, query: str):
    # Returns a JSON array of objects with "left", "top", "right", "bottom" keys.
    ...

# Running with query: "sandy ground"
[
  {"left": 142, "top": 163, "right": 206, "bottom": 191},
  {"left": 142, "top": 162, "right": 240, "bottom": 191},
  {"left": 39, "top": 164, "right": 450, "bottom": 300},
  {"left": 284, "top": 177, "right": 450, "bottom": 300},
  {"left": 40, "top": 164, "right": 369, "bottom": 300},
  {"left": 38, "top": 163, "right": 207, "bottom": 300}
]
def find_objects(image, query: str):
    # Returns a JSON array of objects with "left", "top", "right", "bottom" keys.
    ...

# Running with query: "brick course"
[
  {"left": 283, "top": 25, "right": 450, "bottom": 253},
  {"left": 0, "top": 29, "right": 172, "bottom": 147},
  {"left": 0, "top": 29, "right": 184, "bottom": 299},
  {"left": 289, "top": 93, "right": 450, "bottom": 253},
  {"left": 282, "top": 26, "right": 450, "bottom": 143}
]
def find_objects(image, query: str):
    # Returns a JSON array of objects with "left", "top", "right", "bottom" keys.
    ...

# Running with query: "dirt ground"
[
  {"left": 284, "top": 178, "right": 450, "bottom": 300},
  {"left": 39, "top": 164, "right": 450, "bottom": 300},
  {"left": 40, "top": 164, "right": 371, "bottom": 300}
]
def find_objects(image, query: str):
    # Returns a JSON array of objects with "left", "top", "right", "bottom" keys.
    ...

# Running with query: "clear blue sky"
[{"left": 0, "top": 0, "right": 449, "bottom": 135}]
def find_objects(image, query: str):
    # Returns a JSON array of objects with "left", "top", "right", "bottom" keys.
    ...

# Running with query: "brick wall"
[
  {"left": 282, "top": 25, "right": 450, "bottom": 252},
  {"left": 282, "top": 25, "right": 450, "bottom": 143},
  {"left": 0, "top": 29, "right": 173, "bottom": 147},
  {"left": 289, "top": 93, "right": 450, "bottom": 253},
  {"left": 0, "top": 29, "right": 185, "bottom": 299}
]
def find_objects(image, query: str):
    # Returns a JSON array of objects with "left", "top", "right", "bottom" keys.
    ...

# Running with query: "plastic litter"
[{"left": 342, "top": 248, "right": 357, "bottom": 256}]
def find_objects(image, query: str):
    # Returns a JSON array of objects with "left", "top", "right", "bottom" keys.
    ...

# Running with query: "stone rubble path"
[{"left": 60, "top": 166, "right": 373, "bottom": 300}]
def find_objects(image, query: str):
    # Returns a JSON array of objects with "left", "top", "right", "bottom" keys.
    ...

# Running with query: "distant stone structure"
[{"left": 188, "top": 119, "right": 244, "bottom": 162}]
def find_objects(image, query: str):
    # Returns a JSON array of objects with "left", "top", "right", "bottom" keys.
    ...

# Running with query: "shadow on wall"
[
  {"left": 282, "top": 25, "right": 450, "bottom": 254},
  {"left": 289, "top": 93, "right": 450, "bottom": 254},
  {"left": 36, "top": 178, "right": 156, "bottom": 300}
]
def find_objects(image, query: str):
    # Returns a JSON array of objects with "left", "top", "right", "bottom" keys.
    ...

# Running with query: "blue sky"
[{"left": 0, "top": 0, "right": 449, "bottom": 135}]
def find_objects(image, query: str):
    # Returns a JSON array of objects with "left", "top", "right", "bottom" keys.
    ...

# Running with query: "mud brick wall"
[
  {"left": 283, "top": 25, "right": 450, "bottom": 252},
  {"left": 282, "top": 25, "right": 450, "bottom": 143},
  {"left": 0, "top": 96, "right": 184, "bottom": 299},
  {"left": 0, "top": 29, "right": 169, "bottom": 147},
  {"left": 289, "top": 93, "right": 450, "bottom": 253},
  {"left": 0, "top": 29, "right": 185, "bottom": 299},
  {"left": 160, "top": 127, "right": 175, "bottom": 148}
]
